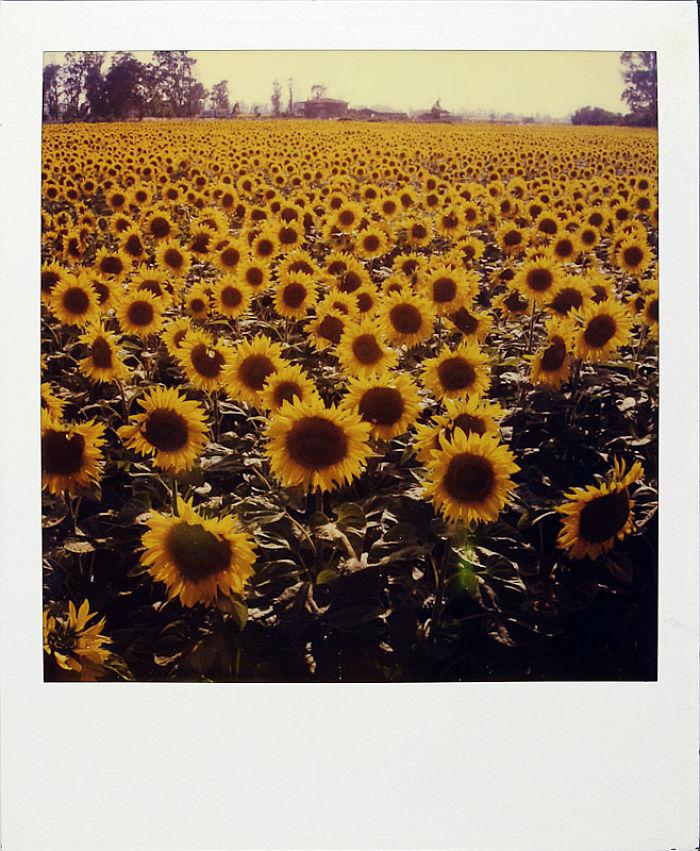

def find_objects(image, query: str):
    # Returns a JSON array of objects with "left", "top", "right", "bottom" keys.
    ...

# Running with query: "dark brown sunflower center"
[
  {"left": 526, "top": 268, "right": 554, "bottom": 292},
  {"left": 539, "top": 218, "right": 557, "bottom": 235},
  {"left": 144, "top": 408, "right": 189, "bottom": 452},
  {"left": 42, "top": 430, "right": 85, "bottom": 476},
  {"left": 100, "top": 256, "right": 123, "bottom": 276},
  {"left": 282, "top": 282, "right": 307, "bottom": 308},
  {"left": 401, "top": 259, "right": 418, "bottom": 276},
  {"left": 167, "top": 522, "right": 232, "bottom": 582},
  {"left": 127, "top": 300, "right": 154, "bottom": 327},
  {"left": 285, "top": 416, "right": 348, "bottom": 469},
  {"left": 173, "top": 329, "right": 188, "bottom": 348},
  {"left": 442, "top": 213, "right": 458, "bottom": 229},
  {"left": 443, "top": 453, "right": 495, "bottom": 503},
  {"left": 589, "top": 212, "right": 604, "bottom": 227},
  {"left": 437, "top": 357, "right": 476, "bottom": 392},
  {"left": 91, "top": 336, "right": 113, "bottom": 369},
  {"left": 93, "top": 281, "right": 110, "bottom": 304},
  {"left": 125, "top": 235, "right": 143, "bottom": 256},
  {"left": 191, "top": 343, "right": 224, "bottom": 378},
  {"left": 647, "top": 298, "right": 659, "bottom": 322},
  {"left": 452, "top": 308, "right": 478, "bottom": 335},
  {"left": 503, "top": 229, "right": 522, "bottom": 247},
  {"left": 363, "top": 234, "right": 380, "bottom": 252},
  {"left": 63, "top": 286, "right": 90, "bottom": 315},
  {"left": 221, "top": 286, "right": 242, "bottom": 308},
  {"left": 239, "top": 354, "right": 275, "bottom": 390},
  {"left": 338, "top": 210, "right": 355, "bottom": 227},
  {"left": 352, "top": 334, "right": 383, "bottom": 365},
  {"left": 41, "top": 270, "right": 60, "bottom": 294},
  {"left": 340, "top": 270, "right": 362, "bottom": 293},
  {"left": 389, "top": 303, "right": 422, "bottom": 335},
  {"left": 317, "top": 314, "right": 344, "bottom": 344},
  {"left": 288, "top": 260, "right": 313, "bottom": 275},
  {"left": 433, "top": 277, "right": 457, "bottom": 303},
  {"left": 358, "top": 387, "right": 404, "bottom": 426},
  {"left": 504, "top": 290, "right": 528, "bottom": 312},
  {"left": 540, "top": 336, "right": 567, "bottom": 371},
  {"left": 256, "top": 239, "right": 274, "bottom": 258},
  {"left": 246, "top": 267, "right": 264, "bottom": 286},
  {"left": 555, "top": 239, "right": 575, "bottom": 258},
  {"left": 278, "top": 227, "right": 298, "bottom": 246},
  {"left": 189, "top": 298, "right": 205, "bottom": 314},
  {"left": 191, "top": 233, "right": 211, "bottom": 253},
  {"left": 411, "top": 223, "right": 427, "bottom": 239},
  {"left": 448, "top": 413, "right": 487, "bottom": 438},
  {"left": 550, "top": 287, "right": 582, "bottom": 315},
  {"left": 150, "top": 217, "right": 171, "bottom": 238},
  {"left": 111, "top": 193, "right": 125, "bottom": 207},
  {"left": 164, "top": 249, "right": 184, "bottom": 269},
  {"left": 583, "top": 315, "right": 617, "bottom": 348},
  {"left": 581, "top": 229, "right": 597, "bottom": 245},
  {"left": 273, "top": 381, "right": 302, "bottom": 407},
  {"left": 623, "top": 246, "right": 644, "bottom": 267},
  {"left": 328, "top": 260, "right": 347, "bottom": 276},
  {"left": 356, "top": 292, "right": 373, "bottom": 312},
  {"left": 578, "top": 489, "right": 630, "bottom": 543}
]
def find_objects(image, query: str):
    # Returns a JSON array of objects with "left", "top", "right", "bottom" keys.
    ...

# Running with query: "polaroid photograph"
[{"left": 1, "top": 2, "right": 698, "bottom": 850}]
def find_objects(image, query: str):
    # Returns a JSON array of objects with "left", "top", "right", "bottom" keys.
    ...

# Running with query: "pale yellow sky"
[{"left": 45, "top": 51, "right": 627, "bottom": 116}]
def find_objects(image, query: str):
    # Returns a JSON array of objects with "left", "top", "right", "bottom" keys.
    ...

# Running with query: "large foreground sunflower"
[
  {"left": 41, "top": 410, "right": 105, "bottom": 496},
  {"left": 141, "top": 497, "right": 256, "bottom": 607},
  {"left": 43, "top": 600, "right": 112, "bottom": 681},
  {"left": 265, "top": 396, "right": 372, "bottom": 492},
  {"left": 556, "top": 458, "right": 644, "bottom": 560},
  {"left": 118, "top": 386, "right": 209, "bottom": 473},
  {"left": 423, "top": 430, "right": 519, "bottom": 527}
]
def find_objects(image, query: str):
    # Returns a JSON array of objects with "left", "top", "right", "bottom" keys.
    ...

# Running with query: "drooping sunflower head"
[
  {"left": 118, "top": 385, "right": 209, "bottom": 473},
  {"left": 41, "top": 382, "right": 66, "bottom": 420},
  {"left": 573, "top": 299, "right": 633, "bottom": 362},
  {"left": 341, "top": 372, "right": 421, "bottom": 442},
  {"left": 41, "top": 410, "right": 105, "bottom": 496},
  {"left": 43, "top": 600, "right": 112, "bottom": 681},
  {"left": 141, "top": 497, "right": 256, "bottom": 608},
  {"left": 423, "top": 430, "right": 519, "bottom": 527},
  {"left": 527, "top": 316, "right": 574, "bottom": 388},
  {"left": 422, "top": 341, "right": 491, "bottom": 401},
  {"left": 557, "top": 458, "right": 644, "bottom": 560},
  {"left": 161, "top": 316, "right": 196, "bottom": 359},
  {"left": 41, "top": 261, "right": 70, "bottom": 304},
  {"left": 224, "top": 334, "right": 285, "bottom": 406},
  {"left": 306, "top": 308, "right": 349, "bottom": 352},
  {"left": 259, "top": 363, "right": 321, "bottom": 413},
  {"left": 77, "top": 321, "right": 131, "bottom": 384},
  {"left": 448, "top": 306, "right": 493, "bottom": 343},
  {"left": 265, "top": 396, "right": 372, "bottom": 493}
]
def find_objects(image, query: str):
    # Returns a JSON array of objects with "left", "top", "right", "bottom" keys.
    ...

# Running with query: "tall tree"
[
  {"left": 103, "top": 52, "right": 149, "bottom": 119},
  {"left": 621, "top": 52, "right": 657, "bottom": 126},
  {"left": 60, "top": 51, "right": 106, "bottom": 119},
  {"left": 42, "top": 63, "right": 61, "bottom": 120},
  {"left": 152, "top": 50, "right": 201, "bottom": 117},
  {"left": 210, "top": 80, "right": 230, "bottom": 117}
]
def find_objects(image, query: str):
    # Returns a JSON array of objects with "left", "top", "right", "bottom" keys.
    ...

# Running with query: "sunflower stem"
[
  {"left": 170, "top": 477, "right": 179, "bottom": 515},
  {"left": 527, "top": 302, "right": 538, "bottom": 354},
  {"left": 632, "top": 323, "right": 647, "bottom": 378},
  {"left": 115, "top": 379, "right": 129, "bottom": 420}
]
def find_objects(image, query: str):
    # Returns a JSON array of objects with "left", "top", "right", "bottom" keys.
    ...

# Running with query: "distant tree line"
[
  {"left": 571, "top": 52, "right": 657, "bottom": 127},
  {"left": 42, "top": 51, "right": 232, "bottom": 122}
]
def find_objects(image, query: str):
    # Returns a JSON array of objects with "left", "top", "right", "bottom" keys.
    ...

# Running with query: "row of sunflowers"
[{"left": 41, "top": 121, "right": 658, "bottom": 682}]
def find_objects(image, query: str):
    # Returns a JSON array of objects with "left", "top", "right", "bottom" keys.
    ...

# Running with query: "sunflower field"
[{"left": 41, "top": 120, "right": 658, "bottom": 682}]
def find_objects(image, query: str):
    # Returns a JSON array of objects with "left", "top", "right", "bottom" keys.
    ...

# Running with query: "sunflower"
[
  {"left": 40, "top": 260, "right": 70, "bottom": 303},
  {"left": 274, "top": 220, "right": 305, "bottom": 254},
  {"left": 188, "top": 225, "right": 216, "bottom": 257},
  {"left": 392, "top": 251, "right": 428, "bottom": 285},
  {"left": 118, "top": 386, "right": 209, "bottom": 473},
  {"left": 436, "top": 207, "right": 465, "bottom": 240},
  {"left": 259, "top": 363, "right": 320, "bottom": 413},
  {"left": 142, "top": 208, "right": 176, "bottom": 241},
  {"left": 514, "top": 256, "right": 563, "bottom": 305},
  {"left": 41, "top": 382, "right": 66, "bottom": 419},
  {"left": 336, "top": 317, "right": 398, "bottom": 378},
  {"left": 332, "top": 200, "right": 363, "bottom": 234},
  {"left": 130, "top": 270, "right": 175, "bottom": 305},
  {"left": 49, "top": 274, "right": 100, "bottom": 327},
  {"left": 355, "top": 225, "right": 389, "bottom": 260},
  {"left": 455, "top": 235, "right": 486, "bottom": 268},
  {"left": 381, "top": 291, "right": 435, "bottom": 349},
  {"left": 116, "top": 289, "right": 164, "bottom": 338},
  {"left": 574, "top": 299, "right": 633, "bottom": 362},
  {"left": 527, "top": 317, "right": 573, "bottom": 388},
  {"left": 161, "top": 318, "right": 195, "bottom": 359},
  {"left": 493, "top": 286, "right": 532, "bottom": 320},
  {"left": 155, "top": 239, "right": 191, "bottom": 278},
  {"left": 120, "top": 226, "right": 147, "bottom": 264},
  {"left": 423, "top": 430, "right": 519, "bottom": 527},
  {"left": 306, "top": 308, "right": 349, "bottom": 351},
  {"left": 413, "top": 396, "right": 504, "bottom": 464},
  {"left": 41, "top": 410, "right": 105, "bottom": 496},
  {"left": 318, "top": 290, "right": 358, "bottom": 318},
  {"left": 78, "top": 321, "right": 131, "bottom": 384},
  {"left": 141, "top": 496, "right": 256, "bottom": 607},
  {"left": 184, "top": 282, "right": 211, "bottom": 320},
  {"left": 178, "top": 330, "right": 231, "bottom": 393},
  {"left": 238, "top": 257, "right": 271, "bottom": 293},
  {"left": 43, "top": 600, "right": 112, "bottom": 681},
  {"left": 274, "top": 274, "right": 318, "bottom": 319},
  {"left": 547, "top": 275, "right": 593, "bottom": 317},
  {"left": 614, "top": 238, "right": 653, "bottom": 277},
  {"left": 93, "top": 247, "right": 130, "bottom": 283},
  {"left": 265, "top": 396, "right": 372, "bottom": 492},
  {"left": 225, "top": 334, "right": 285, "bottom": 406},
  {"left": 213, "top": 275, "right": 252, "bottom": 319},
  {"left": 278, "top": 248, "right": 321, "bottom": 280},
  {"left": 403, "top": 216, "right": 433, "bottom": 248},
  {"left": 496, "top": 222, "right": 528, "bottom": 255},
  {"left": 448, "top": 306, "right": 493, "bottom": 342},
  {"left": 341, "top": 373, "right": 421, "bottom": 441},
  {"left": 422, "top": 342, "right": 491, "bottom": 401},
  {"left": 325, "top": 250, "right": 353, "bottom": 278},
  {"left": 212, "top": 238, "right": 245, "bottom": 274},
  {"left": 550, "top": 232, "right": 581, "bottom": 264},
  {"left": 334, "top": 260, "right": 371, "bottom": 295},
  {"left": 642, "top": 286, "right": 659, "bottom": 338},
  {"left": 250, "top": 231, "right": 279, "bottom": 264},
  {"left": 424, "top": 265, "right": 472, "bottom": 316},
  {"left": 557, "top": 458, "right": 644, "bottom": 560}
]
